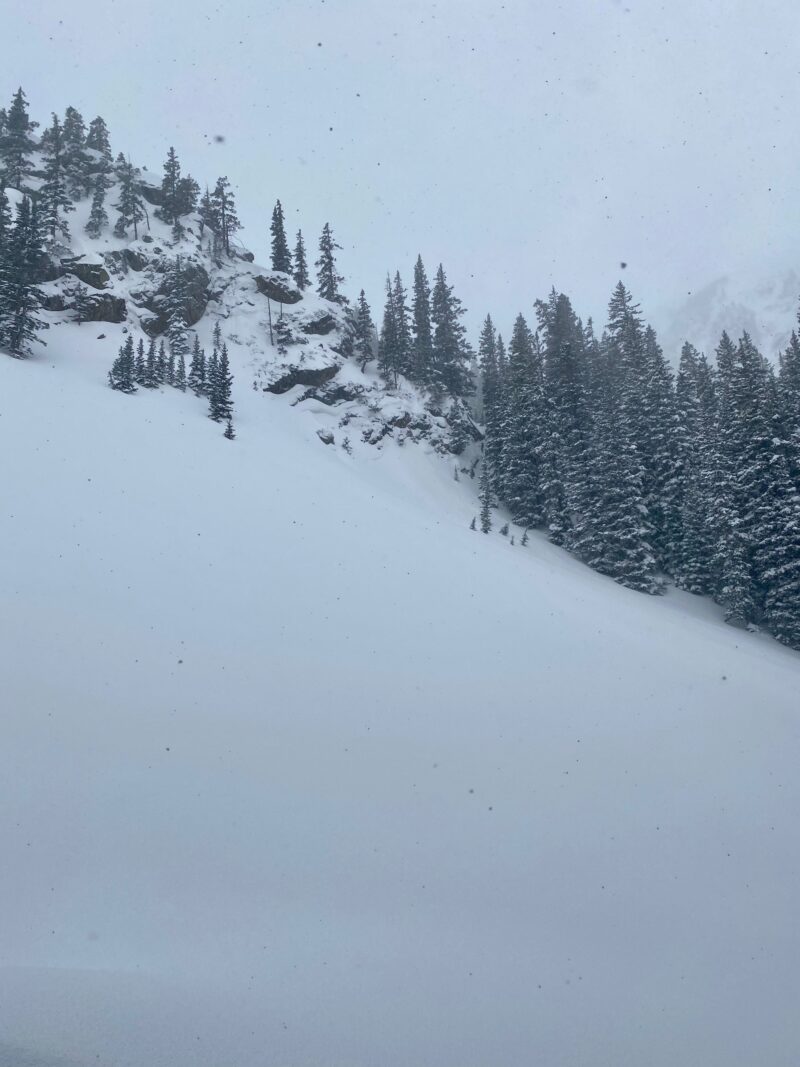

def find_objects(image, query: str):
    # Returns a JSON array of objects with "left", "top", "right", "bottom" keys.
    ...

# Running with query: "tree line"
[{"left": 476, "top": 283, "right": 800, "bottom": 649}]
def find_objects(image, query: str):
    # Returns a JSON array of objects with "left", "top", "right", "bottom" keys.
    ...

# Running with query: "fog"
[{"left": 6, "top": 0, "right": 800, "bottom": 336}]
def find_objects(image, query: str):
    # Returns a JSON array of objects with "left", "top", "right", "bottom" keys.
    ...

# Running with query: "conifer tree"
[
  {"left": 108, "top": 335, "right": 136, "bottom": 392},
  {"left": 161, "top": 146, "right": 182, "bottom": 227},
  {"left": 430, "top": 264, "right": 473, "bottom": 398},
  {"left": 410, "top": 256, "right": 434, "bottom": 386},
  {"left": 175, "top": 350, "right": 187, "bottom": 391},
  {"left": 62, "top": 106, "right": 91, "bottom": 196},
  {"left": 224, "top": 417, "right": 236, "bottom": 440},
  {"left": 353, "top": 289, "right": 375, "bottom": 371},
  {"left": 293, "top": 230, "right": 310, "bottom": 290},
  {"left": 479, "top": 459, "right": 493, "bottom": 533},
  {"left": 315, "top": 222, "right": 344, "bottom": 303},
  {"left": 188, "top": 334, "right": 206, "bottom": 395},
  {"left": 165, "top": 257, "right": 190, "bottom": 363},
  {"left": 210, "top": 177, "right": 240, "bottom": 254},
  {"left": 114, "top": 157, "right": 146, "bottom": 238},
  {"left": 378, "top": 274, "right": 399, "bottom": 388},
  {"left": 86, "top": 116, "right": 112, "bottom": 160},
  {"left": 270, "top": 200, "right": 292, "bottom": 273},
  {"left": 134, "top": 337, "right": 147, "bottom": 385},
  {"left": 498, "top": 314, "right": 545, "bottom": 527},
  {"left": 0, "top": 196, "right": 49, "bottom": 357},
  {"left": 85, "top": 171, "right": 110, "bottom": 238},
  {"left": 156, "top": 340, "right": 167, "bottom": 384},
  {"left": 392, "top": 271, "right": 412, "bottom": 378},
  {"left": 144, "top": 337, "right": 158, "bottom": 388},
  {"left": 66, "top": 279, "right": 92, "bottom": 324},
  {"left": 40, "top": 113, "right": 74, "bottom": 242},
  {"left": 479, "top": 314, "right": 504, "bottom": 496},
  {"left": 0, "top": 88, "right": 37, "bottom": 188}
]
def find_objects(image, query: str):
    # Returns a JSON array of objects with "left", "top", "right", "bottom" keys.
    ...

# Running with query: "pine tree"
[
  {"left": 479, "top": 459, "right": 493, "bottom": 533},
  {"left": 353, "top": 289, "right": 375, "bottom": 371},
  {"left": 114, "top": 157, "right": 146, "bottom": 239},
  {"left": 175, "top": 350, "right": 187, "bottom": 391},
  {"left": 0, "top": 88, "right": 37, "bottom": 188},
  {"left": 210, "top": 177, "right": 240, "bottom": 254},
  {"left": 160, "top": 146, "right": 182, "bottom": 226},
  {"left": 108, "top": 335, "right": 136, "bottom": 392},
  {"left": 316, "top": 222, "right": 344, "bottom": 303},
  {"left": 392, "top": 271, "right": 412, "bottom": 378},
  {"left": 411, "top": 255, "right": 434, "bottom": 385},
  {"left": 270, "top": 200, "right": 292, "bottom": 273},
  {"left": 65, "top": 279, "right": 92, "bottom": 324},
  {"left": 155, "top": 340, "right": 167, "bottom": 384},
  {"left": 165, "top": 257, "right": 190, "bottom": 364},
  {"left": 85, "top": 171, "right": 110, "bottom": 237},
  {"left": 430, "top": 264, "right": 473, "bottom": 398},
  {"left": 144, "top": 337, "right": 158, "bottom": 388},
  {"left": 293, "top": 230, "right": 310, "bottom": 290},
  {"left": 40, "top": 113, "right": 74, "bottom": 243},
  {"left": 224, "top": 416, "right": 236, "bottom": 440},
  {"left": 86, "top": 116, "right": 112, "bottom": 160},
  {"left": 498, "top": 314, "right": 546, "bottom": 527},
  {"left": 188, "top": 334, "right": 206, "bottom": 395},
  {"left": 536, "top": 290, "right": 592, "bottom": 549},
  {"left": 62, "top": 106, "right": 91, "bottom": 197},
  {"left": 0, "top": 196, "right": 49, "bottom": 357},
  {"left": 478, "top": 314, "right": 503, "bottom": 495},
  {"left": 208, "top": 336, "right": 233, "bottom": 422},
  {"left": 134, "top": 337, "right": 147, "bottom": 385},
  {"left": 378, "top": 274, "right": 399, "bottom": 388}
]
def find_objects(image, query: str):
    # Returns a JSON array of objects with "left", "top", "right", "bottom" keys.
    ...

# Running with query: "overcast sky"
[{"left": 5, "top": 0, "right": 800, "bottom": 341}]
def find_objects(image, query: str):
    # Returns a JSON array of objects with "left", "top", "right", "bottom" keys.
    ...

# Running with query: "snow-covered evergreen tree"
[
  {"left": 293, "top": 230, "right": 310, "bottom": 290},
  {"left": 315, "top": 222, "right": 344, "bottom": 303},
  {"left": 270, "top": 200, "right": 292, "bottom": 273}
]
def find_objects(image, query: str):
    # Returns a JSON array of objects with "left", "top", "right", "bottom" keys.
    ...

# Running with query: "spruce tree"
[
  {"left": 85, "top": 171, "right": 110, "bottom": 238},
  {"left": 156, "top": 340, "right": 167, "bottom": 384},
  {"left": 86, "top": 116, "right": 112, "bottom": 160},
  {"left": 498, "top": 314, "right": 546, "bottom": 527},
  {"left": 210, "top": 177, "right": 240, "bottom": 254},
  {"left": 293, "top": 230, "right": 310, "bottom": 290},
  {"left": 114, "top": 157, "right": 146, "bottom": 239},
  {"left": 270, "top": 200, "right": 292, "bottom": 273},
  {"left": 0, "top": 88, "right": 37, "bottom": 188},
  {"left": 378, "top": 274, "right": 399, "bottom": 388},
  {"left": 108, "top": 335, "right": 136, "bottom": 392},
  {"left": 161, "top": 147, "right": 181, "bottom": 225},
  {"left": 40, "top": 113, "right": 74, "bottom": 243},
  {"left": 479, "top": 459, "right": 493, "bottom": 533},
  {"left": 430, "top": 264, "right": 473, "bottom": 398},
  {"left": 134, "top": 337, "right": 147, "bottom": 385},
  {"left": 411, "top": 255, "right": 434, "bottom": 385},
  {"left": 62, "top": 106, "right": 91, "bottom": 197},
  {"left": 188, "top": 334, "right": 206, "bottom": 395},
  {"left": 144, "top": 337, "right": 158, "bottom": 388},
  {"left": 478, "top": 314, "right": 503, "bottom": 495},
  {"left": 315, "top": 222, "right": 344, "bottom": 303},
  {"left": 392, "top": 271, "right": 412, "bottom": 378},
  {"left": 353, "top": 289, "right": 375, "bottom": 371},
  {"left": 175, "top": 350, "right": 187, "bottom": 391},
  {"left": 0, "top": 196, "right": 49, "bottom": 357},
  {"left": 224, "top": 416, "right": 236, "bottom": 440}
]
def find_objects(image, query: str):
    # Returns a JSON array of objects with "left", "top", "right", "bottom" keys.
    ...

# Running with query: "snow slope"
[{"left": 2, "top": 314, "right": 800, "bottom": 1067}]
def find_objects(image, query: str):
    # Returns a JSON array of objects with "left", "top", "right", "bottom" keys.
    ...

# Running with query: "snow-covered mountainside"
[
  {"left": 3, "top": 314, "right": 800, "bottom": 1067},
  {"left": 3, "top": 120, "right": 800, "bottom": 1067},
  {"left": 659, "top": 267, "right": 800, "bottom": 362}
]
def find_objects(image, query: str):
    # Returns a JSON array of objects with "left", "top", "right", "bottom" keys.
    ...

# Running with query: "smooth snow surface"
[{"left": 2, "top": 330, "right": 800, "bottom": 1067}]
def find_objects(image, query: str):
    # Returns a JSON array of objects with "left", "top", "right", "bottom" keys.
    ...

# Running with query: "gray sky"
[{"left": 6, "top": 0, "right": 800, "bottom": 342}]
